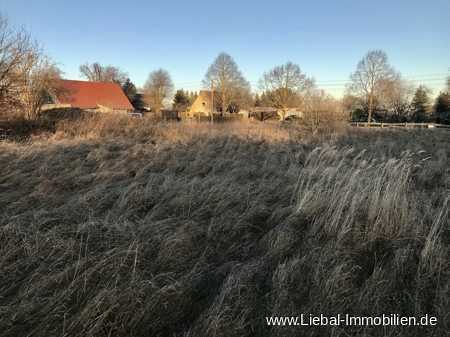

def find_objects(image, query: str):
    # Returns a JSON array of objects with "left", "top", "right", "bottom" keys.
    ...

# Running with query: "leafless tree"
[
  {"left": 143, "top": 69, "right": 174, "bottom": 113},
  {"left": 348, "top": 50, "right": 397, "bottom": 124},
  {"left": 259, "top": 62, "right": 314, "bottom": 119},
  {"left": 79, "top": 62, "right": 127, "bottom": 85},
  {"left": 377, "top": 77, "right": 414, "bottom": 121},
  {"left": 0, "top": 14, "right": 35, "bottom": 115},
  {"left": 302, "top": 89, "right": 343, "bottom": 132},
  {"left": 0, "top": 13, "right": 61, "bottom": 119},
  {"left": 203, "top": 52, "right": 250, "bottom": 114},
  {"left": 21, "top": 56, "right": 62, "bottom": 119}
]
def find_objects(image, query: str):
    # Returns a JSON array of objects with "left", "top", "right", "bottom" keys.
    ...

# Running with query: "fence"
[
  {"left": 192, "top": 115, "right": 244, "bottom": 123},
  {"left": 350, "top": 122, "right": 450, "bottom": 130}
]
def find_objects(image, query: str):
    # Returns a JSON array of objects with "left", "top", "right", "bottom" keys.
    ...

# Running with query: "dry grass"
[
  {"left": 50, "top": 114, "right": 302, "bottom": 143},
  {"left": 0, "top": 116, "right": 448, "bottom": 337}
]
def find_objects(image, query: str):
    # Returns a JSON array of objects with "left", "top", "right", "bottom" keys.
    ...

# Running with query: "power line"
[
  {"left": 171, "top": 74, "right": 449, "bottom": 90},
  {"left": 314, "top": 79, "right": 448, "bottom": 88}
]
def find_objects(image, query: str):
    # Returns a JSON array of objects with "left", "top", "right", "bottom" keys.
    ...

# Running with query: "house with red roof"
[{"left": 44, "top": 80, "right": 134, "bottom": 113}]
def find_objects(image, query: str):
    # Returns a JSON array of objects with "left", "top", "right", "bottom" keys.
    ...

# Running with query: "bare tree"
[
  {"left": 79, "top": 62, "right": 127, "bottom": 85},
  {"left": 21, "top": 56, "right": 62, "bottom": 119},
  {"left": 0, "top": 14, "right": 35, "bottom": 115},
  {"left": 303, "top": 89, "right": 343, "bottom": 133},
  {"left": 377, "top": 77, "right": 414, "bottom": 121},
  {"left": 0, "top": 13, "right": 61, "bottom": 119},
  {"left": 143, "top": 69, "right": 174, "bottom": 113},
  {"left": 259, "top": 62, "right": 314, "bottom": 119},
  {"left": 203, "top": 52, "right": 250, "bottom": 114},
  {"left": 348, "top": 50, "right": 397, "bottom": 124}
]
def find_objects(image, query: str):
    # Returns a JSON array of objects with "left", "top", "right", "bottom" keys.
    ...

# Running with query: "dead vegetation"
[{"left": 0, "top": 118, "right": 448, "bottom": 337}]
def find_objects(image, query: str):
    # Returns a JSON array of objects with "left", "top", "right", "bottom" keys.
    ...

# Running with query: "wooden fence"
[{"left": 350, "top": 122, "right": 450, "bottom": 130}]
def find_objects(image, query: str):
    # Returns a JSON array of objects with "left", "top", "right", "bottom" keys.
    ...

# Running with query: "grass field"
[{"left": 0, "top": 117, "right": 448, "bottom": 337}]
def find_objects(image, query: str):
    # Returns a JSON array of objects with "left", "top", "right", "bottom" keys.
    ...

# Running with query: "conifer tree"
[
  {"left": 411, "top": 86, "right": 430, "bottom": 122},
  {"left": 434, "top": 91, "right": 450, "bottom": 124},
  {"left": 173, "top": 89, "right": 190, "bottom": 111}
]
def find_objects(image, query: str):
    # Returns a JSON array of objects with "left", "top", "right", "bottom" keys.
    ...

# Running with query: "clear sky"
[{"left": 1, "top": 0, "right": 449, "bottom": 97}]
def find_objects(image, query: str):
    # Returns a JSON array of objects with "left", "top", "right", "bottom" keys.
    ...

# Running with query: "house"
[
  {"left": 186, "top": 90, "right": 220, "bottom": 118},
  {"left": 43, "top": 80, "right": 134, "bottom": 114}
]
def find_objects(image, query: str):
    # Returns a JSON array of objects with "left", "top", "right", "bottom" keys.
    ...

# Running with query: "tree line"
[
  {"left": 344, "top": 50, "right": 449, "bottom": 124},
  {"left": 85, "top": 53, "right": 343, "bottom": 127},
  {"left": 0, "top": 13, "right": 448, "bottom": 125},
  {"left": 83, "top": 51, "right": 450, "bottom": 126}
]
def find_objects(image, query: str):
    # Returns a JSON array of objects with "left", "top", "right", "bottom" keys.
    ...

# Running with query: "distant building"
[
  {"left": 249, "top": 107, "right": 303, "bottom": 121},
  {"left": 249, "top": 107, "right": 279, "bottom": 121},
  {"left": 283, "top": 108, "right": 303, "bottom": 120},
  {"left": 43, "top": 80, "right": 134, "bottom": 113},
  {"left": 186, "top": 90, "right": 220, "bottom": 118}
]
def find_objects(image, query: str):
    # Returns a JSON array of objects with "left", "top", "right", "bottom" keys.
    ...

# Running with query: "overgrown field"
[{"left": 0, "top": 118, "right": 448, "bottom": 337}]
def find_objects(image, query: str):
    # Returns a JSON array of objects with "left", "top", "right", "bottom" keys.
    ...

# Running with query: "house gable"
[{"left": 189, "top": 90, "right": 219, "bottom": 116}]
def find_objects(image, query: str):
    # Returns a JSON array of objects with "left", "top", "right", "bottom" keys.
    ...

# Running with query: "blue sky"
[{"left": 2, "top": 0, "right": 449, "bottom": 97}]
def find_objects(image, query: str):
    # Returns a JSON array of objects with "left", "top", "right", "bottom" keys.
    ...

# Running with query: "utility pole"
[{"left": 210, "top": 81, "right": 214, "bottom": 124}]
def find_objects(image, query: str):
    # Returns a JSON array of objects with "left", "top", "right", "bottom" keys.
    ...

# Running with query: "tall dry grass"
[
  {"left": 0, "top": 116, "right": 448, "bottom": 337},
  {"left": 51, "top": 114, "right": 303, "bottom": 143}
]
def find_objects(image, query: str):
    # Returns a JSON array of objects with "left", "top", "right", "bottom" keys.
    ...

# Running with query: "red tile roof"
[{"left": 56, "top": 80, "right": 133, "bottom": 110}]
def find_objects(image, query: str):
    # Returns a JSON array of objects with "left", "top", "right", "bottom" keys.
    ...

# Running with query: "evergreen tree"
[
  {"left": 411, "top": 86, "right": 430, "bottom": 122},
  {"left": 173, "top": 89, "right": 190, "bottom": 111},
  {"left": 121, "top": 78, "right": 145, "bottom": 110},
  {"left": 132, "top": 94, "right": 145, "bottom": 110},
  {"left": 122, "top": 78, "right": 137, "bottom": 103},
  {"left": 434, "top": 92, "right": 450, "bottom": 124}
]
